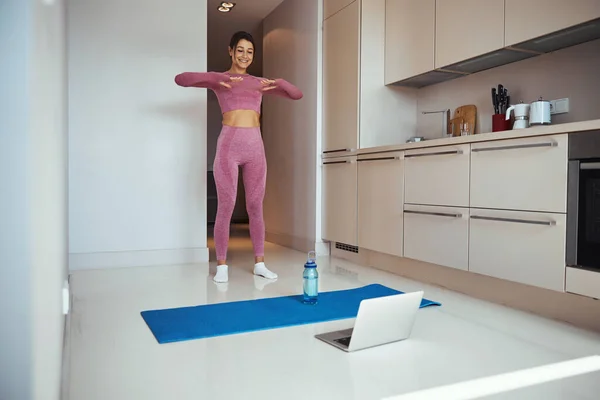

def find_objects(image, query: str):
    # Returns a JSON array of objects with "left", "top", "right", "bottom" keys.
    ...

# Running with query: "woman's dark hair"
[{"left": 229, "top": 31, "right": 255, "bottom": 50}]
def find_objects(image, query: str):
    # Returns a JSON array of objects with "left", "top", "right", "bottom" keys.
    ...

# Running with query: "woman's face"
[{"left": 229, "top": 39, "right": 254, "bottom": 70}]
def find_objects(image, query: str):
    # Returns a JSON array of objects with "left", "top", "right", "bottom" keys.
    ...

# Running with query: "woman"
[{"left": 175, "top": 31, "right": 303, "bottom": 283}]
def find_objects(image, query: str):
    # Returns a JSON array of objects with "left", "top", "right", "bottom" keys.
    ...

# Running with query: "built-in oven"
[{"left": 566, "top": 130, "right": 600, "bottom": 274}]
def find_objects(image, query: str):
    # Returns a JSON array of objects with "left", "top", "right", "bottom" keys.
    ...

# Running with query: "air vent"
[{"left": 335, "top": 242, "right": 359, "bottom": 253}]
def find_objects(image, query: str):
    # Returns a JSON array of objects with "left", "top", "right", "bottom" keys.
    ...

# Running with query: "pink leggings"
[{"left": 213, "top": 125, "right": 266, "bottom": 261}]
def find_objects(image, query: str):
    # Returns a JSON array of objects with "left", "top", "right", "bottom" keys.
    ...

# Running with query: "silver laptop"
[{"left": 315, "top": 290, "right": 424, "bottom": 352}]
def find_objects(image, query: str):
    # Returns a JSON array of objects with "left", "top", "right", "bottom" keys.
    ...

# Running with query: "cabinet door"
[
  {"left": 323, "top": 1, "right": 360, "bottom": 153},
  {"left": 385, "top": 0, "right": 435, "bottom": 84},
  {"left": 322, "top": 156, "right": 358, "bottom": 246},
  {"left": 324, "top": 0, "right": 356, "bottom": 20},
  {"left": 469, "top": 208, "right": 566, "bottom": 292},
  {"left": 404, "top": 204, "right": 470, "bottom": 271},
  {"left": 505, "top": 0, "right": 600, "bottom": 46},
  {"left": 357, "top": 152, "right": 404, "bottom": 257},
  {"left": 435, "top": 0, "right": 505, "bottom": 68},
  {"left": 404, "top": 144, "right": 470, "bottom": 207},
  {"left": 470, "top": 134, "right": 568, "bottom": 213}
]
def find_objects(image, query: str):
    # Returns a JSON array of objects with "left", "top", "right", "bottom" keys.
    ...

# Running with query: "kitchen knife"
[
  {"left": 498, "top": 84, "right": 504, "bottom": 113},
  {"left": 492, "top": 88, "right": 498, "bottom": 114}
]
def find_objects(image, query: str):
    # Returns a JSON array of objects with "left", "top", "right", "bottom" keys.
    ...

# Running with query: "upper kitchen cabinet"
[
  {"left": 323, "top": 0, "right": 360, "bottom": 154},
  {"left": 505, "top": 0, "right": 600, "bottom": 48},
  {"left": 384, "top": 0, "right": 435, "bottom": 85},
  {"left": 435, "top": 0, "right": 505, "bottom": 69},
  {"left": 324, "top": 0, "right": 356, "bottom": 20}
]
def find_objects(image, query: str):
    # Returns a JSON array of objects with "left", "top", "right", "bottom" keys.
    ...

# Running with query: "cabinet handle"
[
  {"left": 580, "top": 162, "right": 600, "bottom": 170},
  {"left": 404, "top": 210, "right": 463, "bottom": 218},
  {"left": 471, "top": 141, "right": 557, "bottom": 153},
  {"left": 323, "top": 148, "right": 352, "bottom": 154},
  {"left": 405, "top": 149, "right": 463, "bottom": 158},
  {"left": 357, "top": 156, "right": 400, "bottom": 162},
  {"left": 323, "top": 160, "right": 351, "bottom": 165},
  {"left": 470, "top": 215, "right": 556, "bottom": 226}
]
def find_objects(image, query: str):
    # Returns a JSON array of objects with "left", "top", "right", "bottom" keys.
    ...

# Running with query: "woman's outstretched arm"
[
  {"left": 174, "top": 72, "right": 229, "bottom": 90},
  {"left": 261, "top": 78, "right": 303, "bottom": 100}
]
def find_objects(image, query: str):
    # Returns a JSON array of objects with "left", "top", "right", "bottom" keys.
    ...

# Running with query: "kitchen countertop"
[{"left": 352, "top": 118, "right": 600, "bottom": 155}]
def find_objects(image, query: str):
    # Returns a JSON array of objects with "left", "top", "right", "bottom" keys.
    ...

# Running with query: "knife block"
[{"left": 492, "top": 113, "right": 512, "bottom": 132}]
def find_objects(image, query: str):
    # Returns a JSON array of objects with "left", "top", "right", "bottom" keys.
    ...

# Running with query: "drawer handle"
[
  {"left": 471, "top": 141, "right": 557, "bottom": 153},
  {"left": 580, "top": 162, "right": 600, "bottom": 170},
  {"left": 323, "top": 148, "right": 352, "bottom": 154},
  {"left": 470, "top": 215, "right": 556, "bottom": 226},
  {"left": 405, "top": 150, "right": 463, "bottom": 158},
  {"left": 404, "top": 210, "right": 463, "bottom": 218},
  {"left": 357, "top": 156, "right": 400, "bottom": 162},
  {"left": 323, "top": 160, "right": 351, "bottom": 165}
]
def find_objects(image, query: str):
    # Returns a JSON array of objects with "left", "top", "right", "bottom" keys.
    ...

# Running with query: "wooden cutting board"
[
  {"left": 453, "top": 105, "right": 477, "bottom": 136},
  {"left": 450, "top": 117, "right": 463, "bottom": 137}
]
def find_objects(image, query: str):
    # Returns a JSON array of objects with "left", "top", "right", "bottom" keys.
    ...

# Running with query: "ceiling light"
[{"left": 218, "top": 2, "right": 235, "bottom": 12}]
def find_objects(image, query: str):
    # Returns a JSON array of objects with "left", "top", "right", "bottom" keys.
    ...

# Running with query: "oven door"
[{"left": 567, "top": 160, "right": 600, "bottom": 271}]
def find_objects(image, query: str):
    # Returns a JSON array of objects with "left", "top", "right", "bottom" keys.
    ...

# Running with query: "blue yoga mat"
[{"left": 141, "top": 283, "right": 441, "bottom": 344}]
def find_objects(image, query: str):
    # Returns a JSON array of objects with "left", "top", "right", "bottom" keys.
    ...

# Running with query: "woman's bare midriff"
[{"left": 222, "top": 110, "right": 261, "bottom": 128}]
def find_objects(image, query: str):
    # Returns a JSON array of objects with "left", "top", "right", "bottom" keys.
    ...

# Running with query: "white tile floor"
[{"left": 68, "top": 225, "right": 600, "bottom": 399}]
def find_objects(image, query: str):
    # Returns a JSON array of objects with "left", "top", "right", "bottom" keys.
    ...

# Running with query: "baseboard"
[
  {"left": 265, "top": 230, "right": 329, "bottom": 256},
  {"left": 60, "top": 276, "right": 72, "bottom": 400},
  {"left": 315, "top": 240, "right": 330, "bottom": 256},
  {"left": 331, "top": 245, "right": 600, "bottom": 333},
  {"left": 69, "top": 247, "right": 210, "bottom": 271}
]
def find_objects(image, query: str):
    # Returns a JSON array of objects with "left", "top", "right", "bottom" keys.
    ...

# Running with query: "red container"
[{"left": 492, "top": 113, "right": 512, "bottom": 132}]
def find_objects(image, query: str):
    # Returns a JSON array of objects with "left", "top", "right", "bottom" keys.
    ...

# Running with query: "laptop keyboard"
[{"left": 334, "top": 336, "right": 352, "bottom": 347}]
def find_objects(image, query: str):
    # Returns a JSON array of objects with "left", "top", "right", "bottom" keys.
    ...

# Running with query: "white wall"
[
  {"left": 67, "top": 0, "right": 209, "bottom": 269},
  {"left": 0, "top": 2, "right": 33, "bottom": 398},
  {"left": 417, "top": 39, "right": 600, "bottom": 138},
  {"left": 1, "top": 0, "right": 68, "bottom": 399},
  {"left": 262, "top": 0, "right": 325, "bottom": 254}
]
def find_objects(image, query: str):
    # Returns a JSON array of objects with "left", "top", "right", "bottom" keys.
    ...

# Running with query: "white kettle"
[
  {"left": 530, "top": 97, "right": 551, "bottom": 125},
  {"left": 505, "top": 102, "right": 530, "bottom": 129}
]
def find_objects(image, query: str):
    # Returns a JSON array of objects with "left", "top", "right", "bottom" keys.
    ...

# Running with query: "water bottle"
[{"left": 303, "top": 251, "right": 318, "bottom": 305}]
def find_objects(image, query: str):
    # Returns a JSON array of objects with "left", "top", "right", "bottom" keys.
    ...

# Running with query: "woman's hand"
[
  {"left": 219, "top": 76, "right": 243, "bottom": 89},
  {"left": 260, "top": 79, "right": 277, "bottom": 91}
]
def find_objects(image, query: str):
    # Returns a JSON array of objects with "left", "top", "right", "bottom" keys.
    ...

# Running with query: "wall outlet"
[{"left": 550, "top": 98, "right": 569, "bottom": 115}]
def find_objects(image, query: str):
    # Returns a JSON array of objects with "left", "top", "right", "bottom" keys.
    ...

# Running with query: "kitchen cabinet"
[
  {"left": 403, "top": 204, "right": 470, "bottom": 271},
  {"left": 434, "top": 0, "right": 505, "bottom": 69},
  {"left": 470, "top": 134, "right": 568, "bottom": 213},
  {"left": 505, "top": 0, "right": 600, "bottom": 47},
  {"left": 324, "top": 0, "right": 356, "bottom": 20},
  {"left": 321, "top": 156, "right": 358, "bottom": 246},
  {"left": 404, "top": 144, "right": 470, "bottom": 207},
  {"left": 469, "top": 208, "right": 566, "bottom": 292},
  {"left": 357, "top": 151, "right": 404, "bottom": 257},
  {"left": 384, "top": 0, "right": 435, "bottom": 85},
  {"left": 323, "top": 0, "right": 360, "bottom": 154}
]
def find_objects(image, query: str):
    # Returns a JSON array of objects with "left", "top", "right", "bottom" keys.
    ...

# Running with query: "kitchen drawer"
[
  {"left": 404, "top": 144, "right": 470, "bottom": 207},
  {"left": 403, "top": 204, "right": 469, "bottom": 271},
  {"left": 469, "top": 208, "right": 566, "bottom": 292},
  {"left": 358, "top": 151, "right": 404, "bottom": 257},
  {"left": 322, "top": 156, "right": 358, "bottom": 246},
  {"left": 566, "top": 267, "right": 600, "bottom": 299},
  {"left": 470, "top": 134, "right": 568, "bottom": 213}
]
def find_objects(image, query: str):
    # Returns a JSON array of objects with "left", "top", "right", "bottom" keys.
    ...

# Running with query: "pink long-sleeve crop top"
[{"left": 174, "top": 71, "right": 303, "bottom": 114}]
